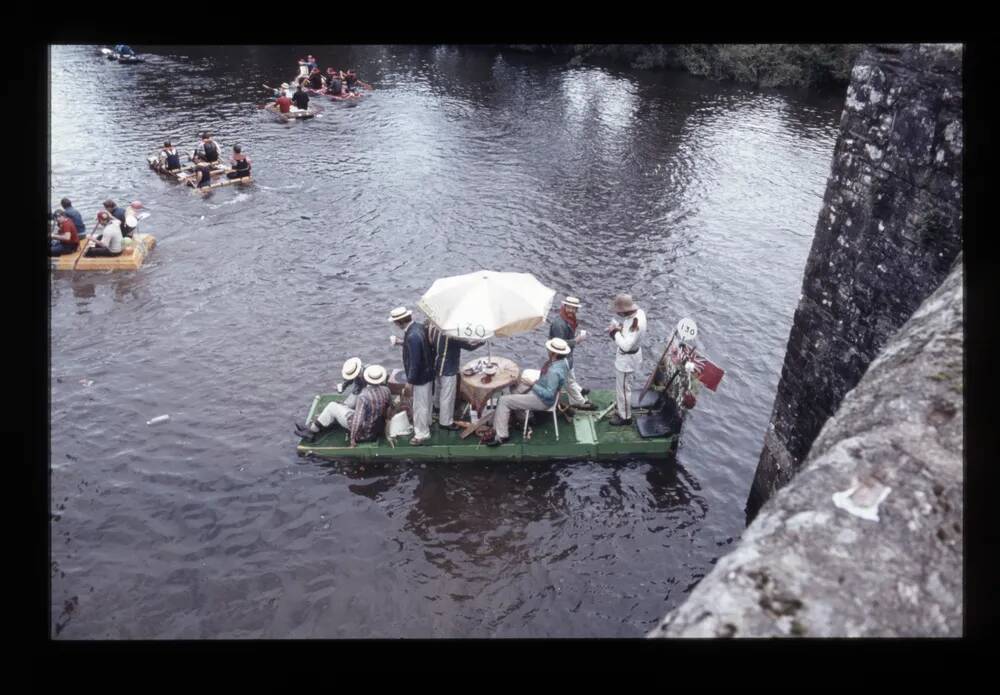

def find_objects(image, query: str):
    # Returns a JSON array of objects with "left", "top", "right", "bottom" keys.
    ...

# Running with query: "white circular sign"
[{"left": 677, "top": 318, "right": 698, "bottom": 342}]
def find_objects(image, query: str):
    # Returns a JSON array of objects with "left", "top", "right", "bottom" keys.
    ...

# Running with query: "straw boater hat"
[
  {"left": 281, "top": 82, "right": 289, "bottom": 89},
  {"left": 363, "top": 364, "right": 387, "bottom": 385},
  {"left": 545, "top": 337, "right": 571, "bottom": 355},
  {"left": 388, "top": 307, "right": 412, "bottom": 322},
  {"left": 341, "top": 357, "right": 362, "bottom": 381},
  {"left": 612, "top": 293, "right": 638, "bottom": 312},
  {"left": 561, "top": 296, "right": 582, "bottom": 309}
]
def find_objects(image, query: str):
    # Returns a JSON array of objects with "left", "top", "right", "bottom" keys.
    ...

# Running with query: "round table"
[{"left": 458, "top": 356, "right": 520, "bottom": 413}]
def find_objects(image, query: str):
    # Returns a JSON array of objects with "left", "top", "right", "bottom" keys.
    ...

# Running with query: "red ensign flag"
[{"left": 691, "top": 353, "right": 725, "bottom": 391}]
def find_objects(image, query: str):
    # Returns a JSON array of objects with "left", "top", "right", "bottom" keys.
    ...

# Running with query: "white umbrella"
[{"left": 417, "top": 270, "right": 556, "bottom": 340}]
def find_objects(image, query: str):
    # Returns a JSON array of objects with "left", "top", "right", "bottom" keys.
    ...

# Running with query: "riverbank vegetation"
[{"left": 506, "top": 44, "right": 863, "bottom": 89}]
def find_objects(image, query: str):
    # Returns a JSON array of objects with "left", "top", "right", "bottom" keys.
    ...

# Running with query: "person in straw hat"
[
  {"left": 296, "top": 365, "right": 392, "bottom": 447},
  {"left": 548, "top": 295, "right": 596, "bottom": 410},
  {"left": 337, "top": 357, "right": 366, "bottom": 409},
  {"left": 485, "top": 337, "right": 572, "bottom": 447},
  {"left": 389, "top": 306, "right": 436, "bottom": 445},
  {"left": 607, "top": 293, "right": 647, "bottom": 426}
]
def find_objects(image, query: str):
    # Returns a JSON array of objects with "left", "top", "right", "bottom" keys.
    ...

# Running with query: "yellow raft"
[{"left": 50, "top": 233, "right": 156, "bottom": 271}]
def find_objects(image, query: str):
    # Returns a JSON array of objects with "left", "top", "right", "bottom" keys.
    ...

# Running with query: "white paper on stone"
[{"left": 832, "top": 477, "right": 892, "bottom": 522}]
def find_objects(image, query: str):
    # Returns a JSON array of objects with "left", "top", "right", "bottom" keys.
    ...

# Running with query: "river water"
[{"left": 49, "top": 44, "right": 844, "bottom": 638}]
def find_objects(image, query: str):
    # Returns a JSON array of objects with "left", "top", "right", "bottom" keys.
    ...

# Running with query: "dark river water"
[{"left": 49, "top": 44, "right": 844, "bottom": 638}]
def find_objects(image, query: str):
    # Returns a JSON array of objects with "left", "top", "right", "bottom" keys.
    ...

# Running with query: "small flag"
[{"left": 691, "top": 353, "right": 725, "bottom": 391}]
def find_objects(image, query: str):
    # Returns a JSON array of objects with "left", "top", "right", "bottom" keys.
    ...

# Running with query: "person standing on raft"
[
  {"left": 426, "top": 323, "right": 483, "bottom": 431},
  {"left": 389, "top": 306, "right": 435, "bottom": 446},
  {"left": 548, "top": 295, "right": 596, "bottom": 410},
  {"left": 291, "top": 84, "right": 310, "bottom": 111},
  {"left": 607, "top": 293, "right": 647, "bottom": 426}
]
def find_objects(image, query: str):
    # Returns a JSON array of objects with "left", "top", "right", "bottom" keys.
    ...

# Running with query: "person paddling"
[
  {"left": 85, "top": 211, "right": 123, "bottom": 257},
  {"left": 227, "top": 145, "right": 251, "bottom": 180}
]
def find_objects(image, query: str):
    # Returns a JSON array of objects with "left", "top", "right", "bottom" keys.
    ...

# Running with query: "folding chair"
[{"left": 523, "top": 389, "right": 564, "bottom": 441}]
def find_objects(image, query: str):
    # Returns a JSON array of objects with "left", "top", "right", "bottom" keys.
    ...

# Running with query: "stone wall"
[
  {"left": 747, "top": 43, "right": 963, "bottom": 520},
  {"left": 649, "top": 257, "right": 962, "bottom": 637}
]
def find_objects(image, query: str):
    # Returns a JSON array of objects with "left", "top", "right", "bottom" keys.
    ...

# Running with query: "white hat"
[
  {"left": 363, "top": 364, "right": 387, "bottom": 385},
  {"left": 561, "top": 296, "right": 581, "bottom": 308},
  {"left": 612, "top": 293, "right": 638, "bottom": 312},
  {"left": 341, "top": 357, "right": 362, "bottom": 380},
  {"left": 388, "top": 306, "right": 412, "bottom": 322},
  {"left": 545, "top": 337, "right": 571, "bottom": 355},
  {"left": 281, "top": 82, "right": 289, "bottom": 89}
]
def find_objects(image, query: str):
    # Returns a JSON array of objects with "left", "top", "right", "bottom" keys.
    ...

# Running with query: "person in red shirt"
[
  {"left": 275, "top": 92, "right": 292, "bottom": 114},
  {"left": 49, "top": 210, "right": 79, "bottom": 256}
]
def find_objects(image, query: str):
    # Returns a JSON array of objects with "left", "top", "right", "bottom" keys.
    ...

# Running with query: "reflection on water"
[{"left": 49, "top": 44, "right": 843, "bottom": 638}]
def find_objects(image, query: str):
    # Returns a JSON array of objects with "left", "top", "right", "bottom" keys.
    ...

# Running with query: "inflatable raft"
[
  {"left": 100, "top": 47, "right": 144, "bottom": 63},
  {"left": 263, "top": 102, "right": 320, "bottom": 121},
  {"left": 50, "top": 233, "right": 156, "bottom": 272},
  {"left": 296, "top": 389, "right": 680, "bottom": 463}
]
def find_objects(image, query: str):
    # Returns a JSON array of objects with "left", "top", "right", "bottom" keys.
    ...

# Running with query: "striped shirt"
[{"left": 349, "top": 385, "right": 391, "bottom": 443}]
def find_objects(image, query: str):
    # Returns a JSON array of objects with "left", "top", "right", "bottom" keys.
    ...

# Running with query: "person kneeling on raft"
[
  {"left": 296, "top": 365, "right": 392, "bottom": 447},
  {"left": 49, "top": 210, "right": 80, "bottom": 256},
  {"left": 85, "top": 211, "right": 123, "bottom": 257},
  {"left": 227, "top": 145, "right": 251, "bottom": 180},
  {"left": 485, "top": 337, "right": 571, "bottom": 447}
]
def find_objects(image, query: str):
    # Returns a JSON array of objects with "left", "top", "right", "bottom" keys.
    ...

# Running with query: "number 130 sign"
[
  {"left": 461, "top": 323, "right": 488, "bottom": 338},
  {"left": 677, "top": 318, "right": 698, "bottom": 342}
]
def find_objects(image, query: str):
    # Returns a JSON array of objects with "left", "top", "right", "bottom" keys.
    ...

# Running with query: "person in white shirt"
[
  {"left": 607, "top": 293, "right": 647, "bottom": 425},
  {"left": 86, "top": 211, "right": 123, "bottom": 257},
  {"left": 121, "top": 201, "right": 143, "bottom": 238}
]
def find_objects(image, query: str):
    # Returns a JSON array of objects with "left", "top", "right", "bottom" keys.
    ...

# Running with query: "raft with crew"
[{"left": 99, "top": 45, "right": 144, "bottom": 63}]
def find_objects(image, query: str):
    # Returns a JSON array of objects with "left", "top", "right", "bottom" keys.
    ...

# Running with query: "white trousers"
[
  {"left": 316, "top": 401, "right": 354, "bottom": 430},
  {"left": 565, "top": 367, "right": 587, "bottom": 406},
  {"left": 412, "top": 382, "right": 433, "bottom": 440},
  {"left": 494, "top": 391, "right": 547, "bottom": 439},
  {"left": 436, "top": 375, "right": 458, "bottom": 426},
  {"left": 615, "top": 369, "right": 633, "bottom": 420}
]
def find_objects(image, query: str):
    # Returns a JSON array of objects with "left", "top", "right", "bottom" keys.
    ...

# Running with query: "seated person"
[
  {"left": 291, "top": 85, "right": 310, "bottom": 111},
  {"left": 191, "top": 155, "right": 213, "bottom": 188},
  {"left": 484, "top": 337, "right": 571, "bottom": 447},
  {"left": 159, "top": 141, "right": 183, "bottom": 171},
  {"left": 338, "top": 357, "right": 366, "bottom": 408},
  {"left": 227, "top": 145, "right": 252, "bottom": 179},
  {"left": 103, "top": 199, "right": 126, "bottom": 226},
  {"left": 85, "top": 211, "right": 123, "bottom": 257},
  {"left": 275, "top": 88, "right": 293, "bottom": 113},
  {"left": 115, "top": 44, "right": 135, "bottom": 57},
  {"left": 345, "top": 69, "right": 371, "bottom": 92},
  {"left": 194, "top": 132, "right": 221, "bottom": 163},
  {"left": 60, "top": 198, "right": 86, "bottom": 238},
  {"left": 296, "top": 365, "right": 392, "bottom": 447},
  {"left": 49, "top": 210, "right": 80, "bottom": 256},
  {"left": 120, "top": 201, "right": 143, "bottom": 238}
]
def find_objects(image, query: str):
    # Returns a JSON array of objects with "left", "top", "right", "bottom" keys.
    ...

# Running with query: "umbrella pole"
[{"left": 488, "top": 339, "right": 493, "bottom": 364}]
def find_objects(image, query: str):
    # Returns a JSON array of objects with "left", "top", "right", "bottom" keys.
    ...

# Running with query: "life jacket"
[
  {"left": 197, "top": 165, "right": 212, "bottom": 187},
  {"left": 164, "top": 148, "right": 181, "bottom": 170},
  {"left": 202, "top": 141, "right": 219, "bottom": 162},
  {"left": 233, "top": 155, "right": 250, "bottom": 172}
]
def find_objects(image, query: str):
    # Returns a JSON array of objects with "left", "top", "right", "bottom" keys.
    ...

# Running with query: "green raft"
[{"left": 296, "top": 389, "right": 679, "bottom": 463}]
